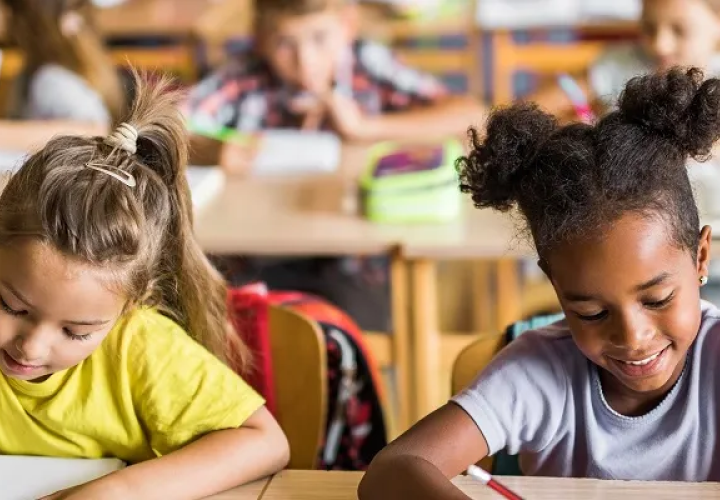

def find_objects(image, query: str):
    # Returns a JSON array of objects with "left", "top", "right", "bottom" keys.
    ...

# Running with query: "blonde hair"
[
  {"left": 254, "top": 0, "right": 349, "bottom": 27},
  {"left": 0, "top": 71, "right": 250, "bottom": 371},
  {"left": 2, "top": 0, "right": 125, "bottom": 123}
]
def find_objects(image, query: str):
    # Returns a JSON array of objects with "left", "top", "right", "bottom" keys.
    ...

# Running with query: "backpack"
[
  {"left": 227, "top": 285, "right": 388, "bottom": 471},
  {"left": 267, "top": 291, "right": 388, "bottom": 471}
]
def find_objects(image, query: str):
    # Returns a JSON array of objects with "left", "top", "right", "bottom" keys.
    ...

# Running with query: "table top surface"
[
  {"left": 204, "top": 477, "right": 271, "bottom": 500},
  {"left": 192, "top": 173, "right": 528, "bottom": 259},
  {"left": 258, "top": 470, "right": 720, "bottom": 500}
]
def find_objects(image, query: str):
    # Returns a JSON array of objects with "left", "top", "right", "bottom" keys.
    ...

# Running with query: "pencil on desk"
[{"left": 466, "top": 464, "right": 525, "bottom": 500}]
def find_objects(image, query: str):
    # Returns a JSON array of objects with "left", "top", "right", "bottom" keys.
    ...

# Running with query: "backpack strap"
[{"left": 323, "top": 328, "right": 360, "bottom": 465}]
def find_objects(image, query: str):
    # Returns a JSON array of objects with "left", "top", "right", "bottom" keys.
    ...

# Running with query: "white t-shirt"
[{"left": 453, "top": 300, "right": 720, "bottom": 481}]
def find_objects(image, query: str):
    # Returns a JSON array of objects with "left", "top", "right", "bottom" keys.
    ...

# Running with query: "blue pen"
[{"left": 557, "top": 73, "right": 596, "bottom": 123}]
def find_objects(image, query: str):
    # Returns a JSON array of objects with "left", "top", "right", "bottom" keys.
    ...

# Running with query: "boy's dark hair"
[{"left": 457, "top": 67, "right": 720, "bottom": 259}]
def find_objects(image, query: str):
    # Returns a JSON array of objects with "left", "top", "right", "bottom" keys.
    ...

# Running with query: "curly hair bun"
[
  {"left": 618, "top": 67, "right": 720, "bottom": 159},
  {"left": 457, "top": 103, "right": 559, "bottom": 211}
]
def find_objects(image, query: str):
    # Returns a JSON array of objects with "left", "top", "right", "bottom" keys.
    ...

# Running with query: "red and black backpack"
[{"left": 228, "top": 285, "right": 388, "bottom": 470}]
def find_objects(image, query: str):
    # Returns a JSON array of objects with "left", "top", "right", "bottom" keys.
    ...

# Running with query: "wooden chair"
[
  {"left": 451, "top": 331, "right": 506, "bottom": 472},
  {"left": 359, "top": 2, "right": 482, "bottom": 96},
  {"left": 485, "top": 21, "right": 638, "bottom": 104},
  {"left": 268, "top": 304, "right": 327, "bottom": 470}
]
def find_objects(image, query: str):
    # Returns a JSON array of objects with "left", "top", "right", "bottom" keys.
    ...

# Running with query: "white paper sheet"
[
  {"left": 0, "top": 456, "right": 125, "bottom": 500},
  {"left": 0, "top": 151, "right": 224, "bottom": 212}
]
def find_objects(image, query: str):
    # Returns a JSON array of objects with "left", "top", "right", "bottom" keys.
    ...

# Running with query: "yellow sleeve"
[{"left": 126, "top": 311, "right": 265, "bottom": 456}]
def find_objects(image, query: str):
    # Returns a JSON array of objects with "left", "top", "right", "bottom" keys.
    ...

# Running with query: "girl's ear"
[{"left": 697, "top": 225, "right": 712, "bottom": 279}]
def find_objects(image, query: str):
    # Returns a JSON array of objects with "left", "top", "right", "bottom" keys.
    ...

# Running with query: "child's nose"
[
  {"left": 651, "top": 29, "right": 677, "bottom": 59},
  {"left": 14, "top": 330, "right": 50, "bottom": 363},
  {"left": 608, "top": 311, "right": 656, "bottom": 351}
]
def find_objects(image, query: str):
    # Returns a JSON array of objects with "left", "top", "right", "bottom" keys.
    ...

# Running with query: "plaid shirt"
[{"left": 185, "top": 39, "right": 448, "bottom": 131}]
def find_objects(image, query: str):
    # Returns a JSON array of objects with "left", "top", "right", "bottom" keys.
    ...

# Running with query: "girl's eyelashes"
[
  {"left": 575, "top": 310, "right": 608, "bottom": 322},
  {"left": 63, "top": 327, "right": 92, "bottom": 342},
  {"left": 574, "top": 291, "right": 676, "bottom": 321},
  {"left": 0, "top": 295, "right": 95, "bottom": 341},
  {"left": 0, "top": 296, "right": 26, "bottom": 317},
  {"left": 644, "top": 291, "right": 675, "bottom": 310}
]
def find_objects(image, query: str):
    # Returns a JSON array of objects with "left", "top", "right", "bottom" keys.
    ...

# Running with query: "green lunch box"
[{"left": 360, "top": 140, "right": 464, "bottom": 223}]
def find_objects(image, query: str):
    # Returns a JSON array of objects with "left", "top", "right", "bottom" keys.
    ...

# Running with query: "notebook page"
[{"left": 0, "top": 456, "right": 125, "bottom": 500}]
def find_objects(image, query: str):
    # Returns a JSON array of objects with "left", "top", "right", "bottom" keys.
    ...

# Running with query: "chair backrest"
[
  {"left": 451, "top": 332, "right": 505, "bottom": 472},
  {"left": 360, "top": 2, "right": 481, "bottom": 96},
  {"left": 452, "top": 314, "right": 565, "bottom": 476},
  {"left": 451, "top": 332, "right": 506, "bottom": 396},
  {"left": 489, "top": 22, "right": 638, "bottom": 104},
  {"left": 268, "top": 304, "right": 327, "bottom": 470}
]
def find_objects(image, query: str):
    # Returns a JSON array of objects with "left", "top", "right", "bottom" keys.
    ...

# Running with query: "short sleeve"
[
  {"left": 355, "top": 40, "right": 448, "bottom": 112},
  {"left": 452, "top": 331, "right": 569, "bottom": 456},
  {"left": 26, "top": 65, "right": 110, "bottom": 123},
  {"left": 128, "top": 312, "right": 265, "bottom": 456},
  {"left": 183, "top": 59, "right": 267, "bottom": 132}
]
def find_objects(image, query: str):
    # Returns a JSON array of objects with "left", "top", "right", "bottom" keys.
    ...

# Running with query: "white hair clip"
[{"left": 85, "top": 163, "right": 137, "bottom": 188}]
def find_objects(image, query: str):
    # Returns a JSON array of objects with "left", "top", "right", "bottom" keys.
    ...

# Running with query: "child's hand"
[
  {"left": 291, "top": 91, "right": 376, "bottom": 141},
  {"left": 321, "top": 92, "right": 371, "bottom": 140}
]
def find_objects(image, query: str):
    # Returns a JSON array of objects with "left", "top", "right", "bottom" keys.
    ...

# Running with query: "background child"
[
  {"left": 0, "top": 0, "right": 124, "bottom": 149},
  {"left": 184, "top": 0, "right": 488, "bottom": 331},
  {"left": 0, "top": 74, "right": 288, "bottom": 499},
  {"left": 530, "top": 0, "right": 720, "bottom": 120},
  {"left": 360, "top": 68, "right": 720, "bottom": 498},
  {"left": 184, "top": 0, "right": 485, "bottom": 171}
]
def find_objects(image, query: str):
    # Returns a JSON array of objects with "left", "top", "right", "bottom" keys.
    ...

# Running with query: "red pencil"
[{"left": 466, "top": 465, "right": 525, "bottom": 500}]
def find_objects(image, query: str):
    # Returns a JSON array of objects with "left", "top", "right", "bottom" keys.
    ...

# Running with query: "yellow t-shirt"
[{"left": 0, "top": 308, "right": 264, "bottom": 464}]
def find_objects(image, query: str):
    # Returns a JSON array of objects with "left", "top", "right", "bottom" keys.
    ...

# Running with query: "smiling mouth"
[
  {"left": 614, "top": 350, "right": 665, "bottom": 366},
  {"left": 1, "top": 350, "right": 44, "bottom": 374},
  {"left": 606, "top": 345, "right": 671, "bottom": 378}
]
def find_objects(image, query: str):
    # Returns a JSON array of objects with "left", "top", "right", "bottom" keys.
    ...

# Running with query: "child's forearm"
[
  {"left": 360, "top": 96, "right": 487, "bottom": 142},
  {"left": 359, "top": 455, "right": 472, "bottom": 500},
  {"left": 0, "top": 121, "right": 106, "bottom": 151},
  {"left": 74, "top": 425, "right": 289, "bottom": 500}
]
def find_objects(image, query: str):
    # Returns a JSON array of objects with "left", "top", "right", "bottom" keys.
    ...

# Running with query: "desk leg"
[
  {"left": 471, "top": 261, "right": 494, "bottom": 334},
  {"left": 495, "top": 258, "right": 522, "bottom": 332},
  {"left": 390, "top": 251, "right": 411, "bottom": 433},
  {"left": 410, "top": 258, "right": 442, "bottom": 422}
]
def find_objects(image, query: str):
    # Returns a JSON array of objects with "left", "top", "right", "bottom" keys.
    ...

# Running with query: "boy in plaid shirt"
[
  {"left": 186, "top": 0, "right": 484, "bottom": 169},
  {"left": 186, "top": 0, "right": 485, "bottom": 330}
]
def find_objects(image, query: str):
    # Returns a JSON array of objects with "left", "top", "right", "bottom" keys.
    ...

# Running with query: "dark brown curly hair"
[{"left": 457, "top": 67, "right": 720, "bottom": 260}]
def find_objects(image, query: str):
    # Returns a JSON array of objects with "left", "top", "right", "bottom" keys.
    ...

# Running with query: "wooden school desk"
[
  {"left": 258, "top": 470, "right": 720, "bottom": 499},
  {"left": 204, "top": 477, "right": 271, "bottom": 500}
]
